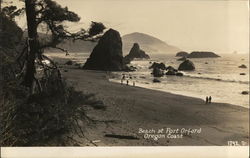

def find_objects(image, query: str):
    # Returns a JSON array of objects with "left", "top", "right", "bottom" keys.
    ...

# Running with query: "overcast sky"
[{"left": 13, "top": 0, "right": 249, "bottom": 54}]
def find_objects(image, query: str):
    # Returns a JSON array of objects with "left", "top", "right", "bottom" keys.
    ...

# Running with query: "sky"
[{"left": 11, "top": 0, "right": 249, "bottom": 54}]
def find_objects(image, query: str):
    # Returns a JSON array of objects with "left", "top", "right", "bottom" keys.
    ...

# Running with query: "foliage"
[
  {"left": 33, "top": 0, "right": 105, "bottom": 51},
  {"left": 0, "top": 1, "right": 106, "bottom": 146},
  {"left": 17, "top": 0, "right": 106, "bottom": 88},
  {"left": 0, "top": 78, "right": 87, "bottom": 146},
  {"left": 0, "top": 12, "right": 23, "bottom": 49},
  {"left": 1, "top": 5, "right": 25, "bottom": 20},
  {"left": 0, "top": 41, "right": 103, "bottom": 146},
  {"left": 89, "top": 22, "right": 106, "bottom": 37}
]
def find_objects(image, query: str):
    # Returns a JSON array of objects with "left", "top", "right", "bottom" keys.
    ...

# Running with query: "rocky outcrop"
[
  {"left": 178, "top": 60, "right": 195, "bottom": 71},
  {"left": 176, "top": 72, "right": 184, "bottom": 76},
  {"left": 124, "top": 43, "right": 150, "bottom": 64},
  {"left": 238, "top": 64, "right": 247, "bottom": 68},
  {"left": 152, "top": 68, "right": 164, "bottom": 77},
  {"left": 149, "top": 62, "right": 166, "bottom": 77},
  {"left": 166, "top": 66, "right": 178, "bottom": 72},
  {"left": 123, "top": 65, "right": 137, "bottom": 72},
  {"left": 187, "top": 51, "right": 220, "bottom": 58},
  {"left": 149, "top": 62, "right": 166, "bottom": 70},
  {"left": 149, "top": 62, "right": 184, "bottom": 77},
  {"left": 165, "top": 70, "right": 176, "bottom": 75},
  {"left": 165, "top": 66, "right": 178, "bottom": 75},
  {"left": 83, "top": 29, "right": 123, "bottom": 71},
  {"left": 176, "top": 51, "right": 189, "bottom": 57},
  {"left": 165, "top": 66, "right": 183, "bottom": 76},
  {"left": 153, "top": 78, "right": 161, "bottom": 83},
  {"left": 241, "top": 91, "right": 249, "bottom": 95}
]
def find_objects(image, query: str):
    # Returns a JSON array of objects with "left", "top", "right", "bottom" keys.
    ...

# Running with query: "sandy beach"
[{"left": 55, "top": 61, "right": 249, "bottom": 146}]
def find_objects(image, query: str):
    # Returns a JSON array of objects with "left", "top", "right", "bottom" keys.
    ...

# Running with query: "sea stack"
[
  {"left": 83, "top": 29, "right": 123, "bottom": 71},
  {"left": 178, "top": 60, "right": 195, "bottom": 71},
  {"left": 124, "top": 43, "right": 150, "bottom": 64},
  {"left": 176, "top": 51, "right": 189, "bottom": 57},
  {"left": 187, "top": 51, "right": 220, "bottom": 58}
]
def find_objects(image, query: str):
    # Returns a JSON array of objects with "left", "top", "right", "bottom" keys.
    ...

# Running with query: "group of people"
[
  {"left": 205, "top": 96, "right": 212, "bottom": 104},
  {"left": 121, "top": 74, "right": 135, "bottom": 86}
]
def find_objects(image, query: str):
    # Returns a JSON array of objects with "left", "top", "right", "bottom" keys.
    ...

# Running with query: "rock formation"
[
  {"left": 165, "top": 66, "right": 178, "bottom": 75},
  {"left": 176, "top": 51, "right": 189, "bottom": 57},
  {"left": 153, "top": 78, "right": 161, "bottom": 83},
  {"left": 166, "top": 66, "right": 178, "bottom": 72},
  {"left": 149, "top": 62, "right": 185, "bottom": 77},
  {"left": 241, "top": 91, "right": 249, "bottom": 95},
  {"left": 176, "top": 72, "right": 184, "bottom": 76},
  {"left": 149, "top": 62, "right": 166, "bottom": 70},
  {"left": 83, "top": 29, "right": 123, "bottom": 71},
  {"left": 152, "top": 68, "right": 165, "bottom": 77},
  {"left": 238, "top": 64, "right": 247, "bottom": 68},
  {"left": 178, "top": 60, "right": 195, "bottom": 71},
  {"left": 124, "top": 43, "right": 150, "bottom": 64},
  {"left": 123, "top": 65, "right": 137, "bottom": 72},
  {"left": 165, "top": 70, "right": 176, "bottom": 75},
  {"left": 187, "top": 51, "right": 220, "bottom": 58}
]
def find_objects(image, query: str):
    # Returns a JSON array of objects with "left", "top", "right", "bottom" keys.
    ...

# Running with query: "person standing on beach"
[
  {"left": 205, "top": 96, "right": 208, "bottom": 104},
  {"left": 129, "top": 75, "right": 133, "bottom": 86},
  {"left": 121, "top": 74, "right": 125, "bottom": 85},
  {"left": 209, "top": 96, "right": 212, "bottom": 103},
  {"left": 126, "top": 79, "right": 129, "bottom": 86}
]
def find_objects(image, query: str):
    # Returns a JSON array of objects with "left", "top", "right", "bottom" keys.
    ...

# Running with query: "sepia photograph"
[{"left": 0, "top": 0, "right": 249, "bottom": 157}]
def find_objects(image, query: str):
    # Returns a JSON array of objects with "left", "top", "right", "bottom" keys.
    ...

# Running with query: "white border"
[{"left": 1, "top": 146, "right": 249, "bottom": 158}]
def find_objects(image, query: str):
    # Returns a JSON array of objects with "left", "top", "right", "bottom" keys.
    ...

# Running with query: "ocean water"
[
  {"left": 47, "top": 52, "right": 249, "bottom": 108},
  {"left": 110, "top": 54, "right": 249, "bottom": 108}
]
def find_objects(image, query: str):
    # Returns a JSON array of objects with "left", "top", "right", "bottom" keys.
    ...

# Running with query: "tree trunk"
[{"left": 22, "top": 0, "right": 39, "bottom": 88}]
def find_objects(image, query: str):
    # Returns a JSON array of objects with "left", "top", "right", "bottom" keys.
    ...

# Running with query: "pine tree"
[{"left": 6, "top": 0, "right": 105, "bottom": 90}]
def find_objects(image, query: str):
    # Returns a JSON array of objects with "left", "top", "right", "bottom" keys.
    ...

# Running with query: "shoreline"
[
  {"left": 58, "top": 63, "right": 249, "bottom": 146},
  {"left": 109, "top": 78, "right": 249, "bottom": 109},
  {"left": 46, "top": 52, "right": 249, "bottom": 108}
]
